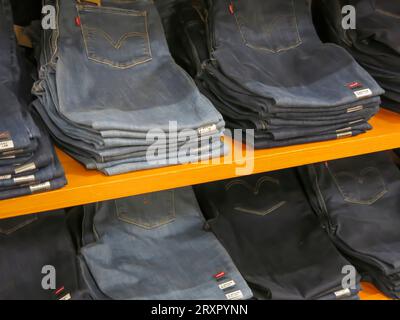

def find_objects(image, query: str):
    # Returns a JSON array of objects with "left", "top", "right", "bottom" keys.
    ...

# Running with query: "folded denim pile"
[
  {"left": 298, "top": 152, "right": 400, "bottom": 299},
  {"left": 194, "top": 170, "right": 361, "bottom": 300},
  {"left": 313, "top": 0, "right": 400, "bottom": 113},
  {"left": 79, "top": 187, "right": 253, "bottom": 300},
  {"left": 31, "top": 0, "right": 226, "bottom": 176},
  {"left": 0, "top": 0, "right": 66, "bottom": 200},
  {"left": 0, "top": 209, "right": 91, "bottom": 300},
  {"left": 171, "top": 0, "right": 384, "bottom": 149}
]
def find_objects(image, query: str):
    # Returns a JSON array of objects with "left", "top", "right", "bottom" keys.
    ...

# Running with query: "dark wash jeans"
[
  {"left": 80, "top": 187, "right": 252, "bottom": 300},
  {"left": 171, "top": 0, "right": 380, "bottom": 149},
  {"left": 298, "top": 152, "right": 400, "bottom": 298},
  {"left": 0, "top": 210, "right": 90, "bottom": 300},
  {"left": 194, "top": 169, "right": 360, "bottom": 300},
  {"left": 207, "top": 0, "right": 383, "bottom": 110},
  {"left": 314, "top": 0, "right": 400, "bottom": 111}
]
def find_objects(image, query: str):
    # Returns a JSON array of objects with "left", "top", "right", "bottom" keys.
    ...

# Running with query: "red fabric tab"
[
  {"left": 214, "top": 272, "right": 226, "bottom": 279},
  {"left": 347, "top": 81, "right": 362, "bottom": 89},
  {"left": 229, "top": 3, "right": 234, "bottom": 14},
  {"left": 55, "top": 286, "right": 65, "bottom": 295},
  {"left": 75, "top": 16, "right": 81, "bottom": 27}
]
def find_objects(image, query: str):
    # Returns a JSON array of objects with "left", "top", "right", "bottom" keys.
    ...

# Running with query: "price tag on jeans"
[
  {"left": 0, "top": 140, "right": 14, "bottom": 151},
  {"left": 354, "top": 88, "right": 372, "bottom": 99}
]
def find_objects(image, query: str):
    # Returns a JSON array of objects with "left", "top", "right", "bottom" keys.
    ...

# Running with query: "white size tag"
[
  {"left": 0, "top": 140, "right": 14, "bottom": 151},
  {"left": 59, "top": 293, "right": 72, "bottom": 300},
  {"left": 0, "top": 155, "right": 15, "bottom": 159},
  {"left": 226, "top": 290, "right": 244, "bottom": 300},
  {"left": 354, "top": 88, "right": 372, "bottom": 99},
  {"left": 14, "top": 175, "right": 35, "bottom": 184},
  {"left": 347, "top": 105, "right": 363, "bottom": 113},
  {"left": 337, "top": 131, "right": 352, "bottom": 139},
  {"left": 334, "top": 288, "right": 351, "bottom": 299},
  {"left": 0, "top": 175, "right": 12, "bottom": 180},
  {"left": 219, "top": 280, "right": 236, "bottom": 290},
  {"left": 198, "top": 124, "right": 217, "bottom": 135},
  {"left": 15, "top": 162, "right": 36, "bottom": 174},
  {"left": 30, "top": 181, "right": 51, "bottom": 193}
]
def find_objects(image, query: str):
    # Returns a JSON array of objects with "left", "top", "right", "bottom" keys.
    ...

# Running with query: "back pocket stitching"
[
  {"left": 327, "top": 165, "right": 388, "bottom": 205},
  {"left": 233, "top": 0, "right": 302, "bottom": 53},
  {"left": 77, "top": 5, "right": 152, "bottom": 69},
  {"left": 115, "top": 191, "right": 176, "bottom": 229}
]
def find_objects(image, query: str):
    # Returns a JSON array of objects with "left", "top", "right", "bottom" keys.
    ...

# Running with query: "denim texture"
[
  {"left": 31, "top": 0, "right": 226, "bottom": 175},
  {"left": 313, "top": 0, "right": 400, "bottom": 112},
  {"left": 169, "top": 0, "right": 383, "bottom": 149},
  {"left": 194, "top": 169, "right": 361, "bottom": 300},
  {"left": 298, "top": 152, "right": 400, "bottom": 299},
  {"left": 0, "top": 0, "right": 66, "bottom": 200},
  {"left": 80, "top": 187, "right": 252, "bottom": 300},
  {"left": 0, "top": 209, "right": 91, "bottom": 300}
]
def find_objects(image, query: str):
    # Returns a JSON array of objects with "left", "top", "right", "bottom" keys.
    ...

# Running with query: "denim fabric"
[
  {"left": 194, "top": 170, "right": 360, "bottom": 300},
  {"left": 0, "top": 0, "right": 67, "bottom": 200},
  {"left": 0, "top": 0, "right": 21, "bottom": 87},
  {"left": 0, "top": 175, "right": 66, "bottom": 200},
  {"left": 80, "top": 187, "right": 252, "bottom": 300},
  {"left": 0, "top": 160, "right": 64, "bottom": 188},
  {"left": 0, "top": 126, "right": 53, "bottom": 177},
  {"left": 313, "top": 0, "right": 400, "bottom": 112},
  {"left": 0, "top": 85, "right": 40, "bottom": 154},
  {"left": 31, "top": 0, "right": 226, "bottom": 175},
  {"left": 298, "top": 152, "right": 400, "bottom": 298},
  {"left": 169, "top": 0, "right": 382, "bottom": 149},
  {"left": 0, "top": 210, "right": 90, "bottom": 300}
]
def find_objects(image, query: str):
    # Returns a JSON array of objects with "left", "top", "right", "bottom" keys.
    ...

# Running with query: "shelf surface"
[
  {"left": 0, "top": 108, "right": 399, "bottom": 218},
  {"left": 360, "top": 283, "right": 391, "bottom": 300}
]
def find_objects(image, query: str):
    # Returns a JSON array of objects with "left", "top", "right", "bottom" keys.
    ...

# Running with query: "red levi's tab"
[
  {"left": 55, "top": 286, "right": 65, "bottom": 296},
  {"left": 229, "top": 3, "right": 234, "bottom": 15},
  {"left": 347, "top": 81, "right": 362, "bottom": 89},
  {"left": 214, "top": 272, "right": 226, "bottom": 279},
  {"left": 75, "top": 16, "right": 81, "bottom": 27}
]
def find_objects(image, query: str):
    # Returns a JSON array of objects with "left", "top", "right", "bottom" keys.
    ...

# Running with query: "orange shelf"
[
  {"left": 0, "top": 108, "right": 399, "bottom": 219},
  {"left": 360, "top": 283, "right": 391, "bottom": 300}
]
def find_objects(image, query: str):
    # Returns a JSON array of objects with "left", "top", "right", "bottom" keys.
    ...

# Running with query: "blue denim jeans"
[
  {"left": 171, "top": 0, "right": 383, "bottom": 149},
  {"left": 32, "top": 0, "right": 227, "bottom": 175},
  {"left": 194, "top": 169, "right": 361, "bottom": 300},
  {"left": 80, "top": 187, "right": 252, "bottom": 300},
  {"left": 298, "top": 152, "right": 400, "bottom": 298},
  {"left": 314, "top": 0, "right": 400, "bottom": 112},
  {"left": 0, "top": 210, "right": 90, "bottom": 300}
]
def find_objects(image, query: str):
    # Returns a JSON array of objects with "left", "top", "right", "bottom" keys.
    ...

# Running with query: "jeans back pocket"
[
  {"left": 0, "top": 215, "right": 38, "bottom": 235},
  {"left": 232, "top": 0, "right": 301, "bottom": 52},
  {"left": 326, "top": 163, "right": 387, "bottom": 205},
  {"left": 115, "top": 190, "right": 175, "bottom": 229},
  {"left": 225, "top": 176, "right": 286, "bottom": 216},
  {"left": 77, "top": 5, "right": 152, "bottom": 69}
]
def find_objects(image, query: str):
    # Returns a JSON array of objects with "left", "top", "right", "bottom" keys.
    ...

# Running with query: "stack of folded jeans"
[
  {"left": 0, "top": 0, "right": 66, "bottom": 200},
  {"left": 0, "top": 209, "right": 91, "bottom": 299},
  {"left": 79, "top": 187, "right": 252, "bottom": 300},
  {"left": 194, "top": 170, "right": 361, "bottom": 300},
  {"left": 298, "top": 152, "right": 400, "bottom": 299},
  {"left": 172, "top": 0, "right": 384, "bottom": 149},
  {"left": 32, "top": 0, "right": 226, "bottom": 176},
  {"left": 313, "top": 0, "right": 400, "bottom": 113}
]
